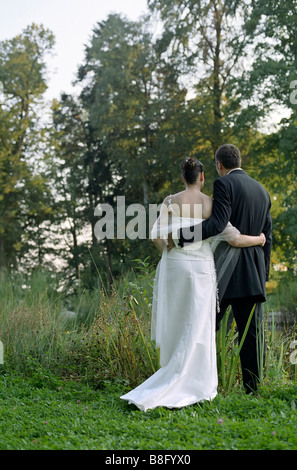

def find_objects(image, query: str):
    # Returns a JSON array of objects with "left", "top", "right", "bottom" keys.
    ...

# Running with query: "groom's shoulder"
[
  {"left": 213, "top": 175, "right": 232, "bottom": 195},
  {"left": 225, "top": 169, "right": 257, "bottom": 185},
  {"left": 226, "top": 170, "right": 271, "bottom": 198},
  {"left": 216, "top": 170, "right": 260, "bottom": 190},
  {"left": 213, "top": 175, "right": 230, "bottom": 187}
]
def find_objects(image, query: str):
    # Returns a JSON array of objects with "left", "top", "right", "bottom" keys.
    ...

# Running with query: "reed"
[
  {"left": 216, "top": 306, "right": 256, "bottom": 392},
  {"left": 85, "top": 282, "right": 159, "bottom": 387},
  {"left": 216, "top": 305, "right": 296, "bottom": 392}
]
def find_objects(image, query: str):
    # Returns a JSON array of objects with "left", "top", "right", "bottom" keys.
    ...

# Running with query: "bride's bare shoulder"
[
  {"left": 201, "top": 193, "right": 213, "bottom": 218},
  {"left": 202, "top": 193, "right": 213, "bottom": 204},
  {"left": 164, "top": 191, "right": 186, "bottom": 205},
  {"left": 170, "top": 190, "right": 186, "bottom": 199}
]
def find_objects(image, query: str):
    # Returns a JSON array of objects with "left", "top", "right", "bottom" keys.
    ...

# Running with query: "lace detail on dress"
[
  {"left": 167, "top": 195, "right": 173, "bottom": 215},
  {"left": 216, "top": 283, "right": 220, "bottom": 313}
]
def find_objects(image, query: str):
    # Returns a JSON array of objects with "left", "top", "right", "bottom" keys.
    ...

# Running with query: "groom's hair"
[{"left": 215, "top": 144, "right": 241, "bottom": 169}]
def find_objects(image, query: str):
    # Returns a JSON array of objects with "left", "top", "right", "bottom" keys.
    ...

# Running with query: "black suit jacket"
[{"left": 178, "top": 170, "right": 272, "bottom": 302}]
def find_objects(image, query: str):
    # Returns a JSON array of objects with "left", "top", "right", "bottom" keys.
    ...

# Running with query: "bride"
[{"left": 120, "top": 157, "right": 266, "bottom": 412}]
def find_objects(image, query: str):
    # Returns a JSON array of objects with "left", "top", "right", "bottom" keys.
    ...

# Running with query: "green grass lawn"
[{"left": 0, "top": 372, "right": 297, "bottom": 451}]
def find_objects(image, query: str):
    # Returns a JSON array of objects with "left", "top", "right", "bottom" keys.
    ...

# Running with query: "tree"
[
  {"left": 148, "top": 0, "right": 256, "bottom": 154},
  {"left": 74, "top": 14, "right": 191, "bottom": 278},
  {"left": 238, "top": 0, "right": 297, "bottom": 272},
  {"left": 49, "top": 93, "right": 118, "bottom": 287},
  {"left": 0, "top": 24, "right": 55, "bottom": 271},
  {"left": 78, "top": 13, "right": 188, "bottom": 207}
]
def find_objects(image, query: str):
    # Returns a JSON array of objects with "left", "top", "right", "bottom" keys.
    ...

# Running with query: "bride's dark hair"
[{"left": 182, "top": 157, "right": 203, "bottom": 184}]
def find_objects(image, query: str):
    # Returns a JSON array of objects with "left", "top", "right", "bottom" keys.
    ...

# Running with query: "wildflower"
[
  {"left": 58, "top": 386, "right": 63, "bottom": 391},
  {"left": 217, "top": 419, "right": 223, "bottom": 424}
]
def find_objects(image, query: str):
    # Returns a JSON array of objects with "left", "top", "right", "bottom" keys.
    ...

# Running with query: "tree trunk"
[
  {"left": 0, "top": 236, "right": 5, "bottom": 272},
  {"left": 213, "top": 2, "right": 223, "bottom": 151}
]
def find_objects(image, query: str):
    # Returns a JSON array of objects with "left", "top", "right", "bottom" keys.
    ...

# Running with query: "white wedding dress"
[{"left": 120, "top": 204, "right": 240, "bottom": 412}]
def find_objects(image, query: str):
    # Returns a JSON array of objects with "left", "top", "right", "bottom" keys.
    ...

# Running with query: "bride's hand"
[{"left": 260, "top": 233, "right": 266, "bottom": 246}]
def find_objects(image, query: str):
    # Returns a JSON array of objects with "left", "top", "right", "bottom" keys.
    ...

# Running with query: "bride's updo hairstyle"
[{"left": 182, "top": 157, "right": 203, "bottom": 185}]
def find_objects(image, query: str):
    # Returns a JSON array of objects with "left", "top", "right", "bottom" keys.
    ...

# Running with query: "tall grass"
[
  {"left": 216, "top": 306, "right": 256, "bottom": 393},
  {"left": 0, "top": 270, "right": 89, "bottom": 376},
  {"left": 80, "top": 258, "right": 159, "bottom": 386},
  {"left": 0, "top": 262, "right": 159, "bottom": 386},
  {"left": 216, "top": 303, "right": 296, "bottom": 392},
  {"left": 0, "top": 265, "right": 295, "bottom": 391},
  {"left": 84, "top": 289, "right": 159, "bottom": 387}
]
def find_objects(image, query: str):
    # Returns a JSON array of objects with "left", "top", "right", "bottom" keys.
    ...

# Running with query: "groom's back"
[
  {"left": 222, "top": 169, "right": 271, "bottom": 300},
  {"left": 226, "top": 170, "right": 270, "bottom": 236}
]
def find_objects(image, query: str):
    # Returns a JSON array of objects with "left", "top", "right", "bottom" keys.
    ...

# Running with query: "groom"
[{"left": 177, "top": 144, "right": 272, "bottom": 394}]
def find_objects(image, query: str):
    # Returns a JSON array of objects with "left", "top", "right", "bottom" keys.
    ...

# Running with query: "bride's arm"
[
  {"left": 228, "top": 233, "right": 266, "bottom": 248},
  {"left": 151, "top": 196, "right": 172, "bottom": 252},
  {"left": 220, "top": 223, "right": 266, "bottom": 248},
  {"left": 153, "top": 238, "right": 167, "bottom": 252}
]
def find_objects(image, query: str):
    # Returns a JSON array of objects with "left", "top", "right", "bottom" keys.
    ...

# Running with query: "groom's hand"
[
  {"left": 177, "top": 228, "right": 185, "bottom": 248},
  {"left": 178, "top": 225, "right": 201, "bottom": 248},
  {"left": 167, "top": 233, "right": 175, "bottom": 252}
]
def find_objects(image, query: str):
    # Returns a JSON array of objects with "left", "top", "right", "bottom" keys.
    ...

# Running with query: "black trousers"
[{"left": 217, "top": 297, "right": 265, "bottom": 393}]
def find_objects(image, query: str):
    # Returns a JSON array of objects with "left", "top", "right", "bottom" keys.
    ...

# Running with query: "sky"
[{"left": 0, "top": 0, "right": 149, "bottom": 101}]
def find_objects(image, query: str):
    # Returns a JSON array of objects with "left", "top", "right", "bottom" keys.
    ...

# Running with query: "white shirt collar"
[{"left": 227, "top": 168, "right": 242, "bottom": 175}]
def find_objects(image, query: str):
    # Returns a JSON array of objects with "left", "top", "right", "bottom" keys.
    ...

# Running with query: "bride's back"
[{"left": 169, "top": 190, "right": 213, "bottom": 220}]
